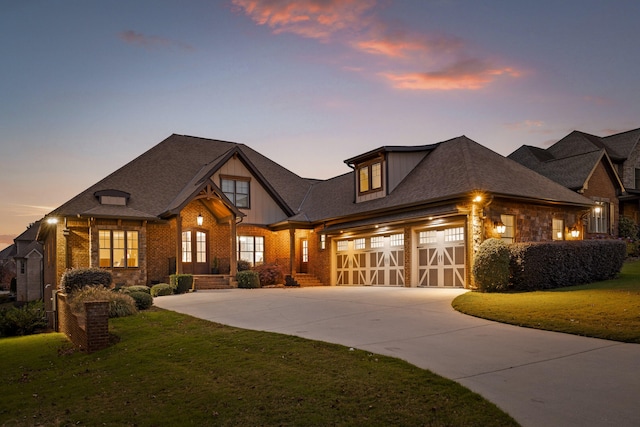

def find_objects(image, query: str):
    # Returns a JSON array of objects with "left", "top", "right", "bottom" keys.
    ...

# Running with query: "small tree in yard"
[{"left": 472, "top": 238, "right": 511, "bottom": 292}]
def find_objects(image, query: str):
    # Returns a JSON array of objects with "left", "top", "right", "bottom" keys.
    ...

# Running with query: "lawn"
[
  {"left": 453, "top": 259, "right": 640, "bottom": 343},
  {"left": 0, "top": 308, "right": 518, "bottom": 426}
]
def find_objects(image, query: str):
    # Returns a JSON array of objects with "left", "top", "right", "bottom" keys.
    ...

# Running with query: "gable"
[{"left": 212, "top": 156, "right": 288, "bottom": 225}]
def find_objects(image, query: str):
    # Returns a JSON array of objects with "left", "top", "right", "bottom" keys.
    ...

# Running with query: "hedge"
[
  {"left": 170, "top": 274, "right": 193, "bottom": 294},
  {"left": 151, "top": 283, "right": 174, "bottom": 297},
  {"left": 59, "top": 268, "right": 112, "bottom": 294},
  {"left": 237, "top": 271, "right": 260, "bottom": 288},
  {"left": 509, "top": 240, "right": 626, "bottom": 291},
  {"left": 472, "top": 238, "right": 511, "bottom": 292}
]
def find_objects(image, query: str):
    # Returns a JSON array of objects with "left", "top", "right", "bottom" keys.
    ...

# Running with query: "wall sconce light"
[
  {"left": 46, "top": 217, "right": 58, "bottom": 224},
  {"left": 473, "top": 195, "right": 483, "bottom": 203},
  {"left": 494, "top": 221, "right": 506, "bottom": 234},
  {"left": 594, "top": 206, "right": 602, "bottom": 214},
  {"left": 557, "top": 231, "right": 563, "bottom": 239},
  {"left": 570, "top": 226, "right": 580, "bottom": 238},
  {"left": 197, "top": 213, "right": 203, "bottom": 226}
]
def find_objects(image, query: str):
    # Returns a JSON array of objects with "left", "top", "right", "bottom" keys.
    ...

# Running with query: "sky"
[{"left": 2, "top": 0, "right": 640, "bottom": 250}]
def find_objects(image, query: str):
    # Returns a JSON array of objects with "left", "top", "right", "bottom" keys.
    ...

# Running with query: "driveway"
[{"left": 154, "top": 287, "right": 640, "bottom": 427}]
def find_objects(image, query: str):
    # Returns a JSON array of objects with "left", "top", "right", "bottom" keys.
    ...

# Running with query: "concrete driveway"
[{"left": 154, "top": 287, "right": 640, "bottom": 427}]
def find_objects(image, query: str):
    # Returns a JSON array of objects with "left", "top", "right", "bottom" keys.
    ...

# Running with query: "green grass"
[
  {"left": 0, "top": 309, "right": 518, "bottom": 426},
  {"left": 453, "top": 260, "right": 640, "bottom": 343}
]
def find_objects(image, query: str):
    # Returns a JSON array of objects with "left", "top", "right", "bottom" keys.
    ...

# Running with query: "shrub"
[
  {"left": 170, "top": 274, "right": 193, "bottom": 294},
  {"left": 129, "top": 291, "right": 153, "bottom": 310},
  {"left": 253, "top": 263, "right": 285, "bottom": 286},
  {"left": 237, "top": 260, "right": 251, "bottom": 272},
  {"left": 619, "top": 216, "right": 639, "bottom": 240},
  {"left": 151, "top": 283, "right": 174, "bottom": 297},
  {"left": 237, "top": 270, "right": 260, "bottom": 288},
  {"left": 60, "top": 268, "right": 112, "bottom": 294},
  {"left": 69, "top": 286, "right": 137, "bottom": 318},
  {"left": 0, "top": 300, "right": 47, "bottom": 337},
  {"left": 122, "top": 285, "right": 151, "bottom": 294},
  {"left": 472, "top": 238, "right": 511, "bottom": 292},
  {"left": 509, "top": 240, "right": 626, "bottom": 291}
]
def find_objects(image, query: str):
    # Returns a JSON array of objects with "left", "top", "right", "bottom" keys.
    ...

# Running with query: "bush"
[
  {"left": 151, "top": 283, "right": 174, "bottom": 297},
  {"left": 69, "top": 286, "right": 137, "bottom": 318},
  {"left": 619, "top": 216, "right": 639, "bottom": 240},
  {"left": 509, "top": 240, "right": 626, "bottom": 291},
  {"left": 253, "top": 263, "right": 285, "bottom": 286},
  {"left": 170, "top": 274, "right": 193, "bottom": 294},
  {"left": 0, "top": 300, "right": 47, "bottom": 337},
  {"left": 60, "top": 268, "right": 112, "bottom": 294},
  {"left": 128, "top": 291, "right": 153, "bottom": 310},
  {"left": 122, "top": 285, "right": 151, "bottom": 294},
  {"left": 472, "top": 238, "right": 511, "bottom": 292},
  {"left": 237, "top": 270, "right": 260, "bottom": 288},
  {"left": 237, "top": 260, "right": 251, "bottom": 272}
]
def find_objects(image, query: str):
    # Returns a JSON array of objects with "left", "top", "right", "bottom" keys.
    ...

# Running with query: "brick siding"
[{"left": 56, "top": 293, "right": 110, "bottom": 353}]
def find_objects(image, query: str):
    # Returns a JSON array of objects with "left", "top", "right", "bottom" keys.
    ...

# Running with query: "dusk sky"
[{"left": 2, "top": 0, "right": 640, "bottom": 250}]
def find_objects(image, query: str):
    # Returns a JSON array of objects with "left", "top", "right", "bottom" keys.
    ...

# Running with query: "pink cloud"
[
  {"left": 232, "top": 0, "right": 376, "bottom": 40},
  {"left": 234, "top": 0, "right": 521, "bottom": 91},
  {"left": 381, "top": 59, "right": 520, "bottom": 91},
  {"left": 119, "top": 30, "right": 194, "bottom": 51}
]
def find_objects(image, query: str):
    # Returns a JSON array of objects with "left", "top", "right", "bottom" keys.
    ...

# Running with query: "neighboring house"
[
  {"left": 39, "top": 134, "right": 594, "bottom": 296},
  {"left": 509, "top": 128, "right": 640, "bottom": 238},
  {"left": 0, "top": 244, "right": 17, "bottom": 291},
  {"left": 12, "top": 221, "right": 44, "bottom": 301}
]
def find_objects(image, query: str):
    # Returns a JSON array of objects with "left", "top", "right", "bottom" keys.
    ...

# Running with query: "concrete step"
[
  {"left": 292, "top": 273, "right": 325, "bottom": 287},
  {"left": 193, "top": 275, "right": 233, "bottom": 290}
]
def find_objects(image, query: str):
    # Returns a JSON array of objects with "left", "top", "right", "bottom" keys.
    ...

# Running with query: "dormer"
[
  {"left": 345, "top": 144, "right": 436, "bottom": 203},
  {"left": 94, "top": 189, "right": 131, "bottom": 206}
]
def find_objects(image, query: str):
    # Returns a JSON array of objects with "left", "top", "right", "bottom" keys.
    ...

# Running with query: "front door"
[
  {"left": 182, "top": 229, "right": 209, "bottom": 274},
  {"left": 300, "top": 239, "right": 309, "bottom": 273}
]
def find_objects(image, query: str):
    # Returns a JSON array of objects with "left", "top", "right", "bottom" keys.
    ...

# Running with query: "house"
[
  {"left": 0, "top": 244, "right": 17, "bottom": 291},
  {"left": 11, "top": 221, "right": 44, "bottom": 301},
  {"left": 39, "top": 134, "right": 594, "bottom": 296},
  {"left": 509, "top": 128, "right": 640, "bottom": 238}
]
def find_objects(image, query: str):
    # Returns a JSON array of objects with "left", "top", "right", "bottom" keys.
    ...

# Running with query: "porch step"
[
  {"left": 193, "top": 275, "right": 233, "bottom": 290},
  {"left": 291, "top": 273, "right": 325, "bottom": 287}
]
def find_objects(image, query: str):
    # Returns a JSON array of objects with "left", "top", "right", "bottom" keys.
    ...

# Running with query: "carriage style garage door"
[
  {"left": 416, "top": 226, "right": 466, "bottom": 287},
  {"left": 336, "top": 233, "right": 404, "bottom": 286}
]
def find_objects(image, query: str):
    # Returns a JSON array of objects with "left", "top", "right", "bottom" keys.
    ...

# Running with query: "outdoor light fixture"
[
  {"left": 594, "top": 206, "right": 602, "bottom": 214},
  {"left": 46, "top": 217, "right": 58, "bottom": 224},
  {"left": 557, "top": 231, "right": 563, "bottom": 239},
  {"left": 473, "top": 195, "right": 483, "bottom": 203},
  {"left": 197, "top": 213, "right": 203, "bottom": 226},
  {"left": 570, "top": 226, "right": 580, "bottom": 238},
  {"left": 494, "top": 221, "right": 506, "bottom": 234}
]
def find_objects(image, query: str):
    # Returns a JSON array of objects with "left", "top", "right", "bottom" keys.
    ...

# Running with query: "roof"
[
  {"left": 0, "top": 244, "right": 16, "bottom": 261},
  {"left": 602, "top": 128, "right": 640, "bottom": 160},
  {"left": 509, "top": 129, "right": 628, "bottom": 192},
  {"left": 344, "top": 144, "right": 439, "bottom": 165},
  {"left": 299, "top": 136, "right": 593, "bottom": 223},
  {"left": 47, "top": 134, "right": 315, "bottom": 222}
]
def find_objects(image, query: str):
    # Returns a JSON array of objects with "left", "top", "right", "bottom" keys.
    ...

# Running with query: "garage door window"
[{"left": 390, "top": 234, "right": 404, "bottom": 247}]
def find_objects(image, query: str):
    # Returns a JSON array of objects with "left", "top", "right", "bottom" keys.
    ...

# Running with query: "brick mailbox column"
[{"left": 84, "top": 301, "right": 110, "bottom": 353}]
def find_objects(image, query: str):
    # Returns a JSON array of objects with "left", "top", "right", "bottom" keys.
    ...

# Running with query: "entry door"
[
  {"left": 300, "top": 239, "right": 309, "bottom": 273},
  {"left": 182, "top": 230, "right": 209, "bottom": 274},
  {"left": 417, "top": 227, "right": 465, "bottom": 287}
]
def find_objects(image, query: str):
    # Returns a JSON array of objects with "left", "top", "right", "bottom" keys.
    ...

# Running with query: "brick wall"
[{"left": 56, "top": 293, "right": 110, "bottom": 353}]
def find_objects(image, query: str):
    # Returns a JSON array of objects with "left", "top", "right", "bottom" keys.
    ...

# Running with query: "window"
[
  {"left": 196, "top": 231, "right": 206, "bottom": 263},
  {"left": 370, "top": 236, "right": 384, "bottom": 248},
  {"left": 589, "top": 202, "right": 609, "bottom": 233},
  {"left": 238, "top": 236, "right": 264, "bottom": 266},
  {"left": 99, "top": 230, "right": 139, "bottom": 268},
  {"left": 337, "top": 240, "right": 348, "bottom": 252},
  {"left": 500, "top": 214, "right": 515, "bottom": 243},
  {"left": 302, "top": 240, "right": 308, "bottom": 263},
  {"left": 221, "top": 177, "right": 250, "bottom": 208},
  {"left": 181, "top": 231, "right": 192, "bottom": 262},
  {"left": 444, "top": 227, "right": 464, "bottom": 242},
  {"left": 419, "top": 230, "right": 436, "bottom": 244},
  {"left": 553, "top": 218, "right": 564, "bottom": 240},
  {"left": 320, "top": 234, "right": 326, "bottom": 250},
  {"left": 390, "top": 233, "right": 404, "bottom": 247},
  {"left": 358, "top": 161, "right": 383, "bottom": 194},
  {"left": 354, "top": 238, "right": 366, "bottom": 250}
]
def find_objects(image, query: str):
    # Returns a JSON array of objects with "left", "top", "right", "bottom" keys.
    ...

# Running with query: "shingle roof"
[
  {"left": 299, "top": 136, "right": 593, "bottom": 223},
  {"left": 48, "top": 134, "right": 314, "bottom": 221},
  {"left": 602, "top": 128, "right": 640, "bottom": 160},
  {"left": 547, "top": 131, "right": 606, "bottom": 159}
]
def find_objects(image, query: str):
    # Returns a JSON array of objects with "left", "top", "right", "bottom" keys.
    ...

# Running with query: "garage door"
[
  {"left": 336, "top": 234, "right": 404, "bottom": 286},
  {"left": 416, "top": 226, "right": 465, "bottom": 287}
]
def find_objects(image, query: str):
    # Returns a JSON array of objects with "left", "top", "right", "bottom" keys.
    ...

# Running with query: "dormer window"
[
  {"left": 94, "top": 190, "right": 130, "bottom": 206},
  {"left": 358, "top": 161, "right": 382, "bottom": 194}
]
